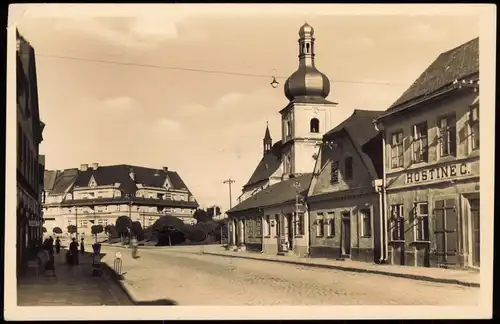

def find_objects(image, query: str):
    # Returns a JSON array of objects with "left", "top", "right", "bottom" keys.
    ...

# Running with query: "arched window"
[
  {"left": 306, "top": 43, "right": 310, "bottom": 53},
  {"left": 286, "top": 120, "right": 292, "bottom": 136},
  {"left": 310, "top": 118, "right": 320, "bottom": 133}
]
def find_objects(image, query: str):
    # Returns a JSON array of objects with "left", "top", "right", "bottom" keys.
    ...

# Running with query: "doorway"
[
  {"left": 341, "top": 212, "right": 351, "bottom": 256},
  {"left": 470, "top": 199, "right": 480, "bottom": 267},
  {"left": 286, "top": 214, "right": 293, "bottom": 250},
  {"left": 434, "top": 199, "right": 458, "bottom": 267}
]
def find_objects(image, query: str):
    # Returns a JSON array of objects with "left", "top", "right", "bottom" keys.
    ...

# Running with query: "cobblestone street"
[{"left": 100, "top": 245, "right": 479, "bottom": 306}]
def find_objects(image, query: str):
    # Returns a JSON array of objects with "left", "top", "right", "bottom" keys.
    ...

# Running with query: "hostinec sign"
[{"left": 405, "top": 162, "right": 472, "bottom": 185}]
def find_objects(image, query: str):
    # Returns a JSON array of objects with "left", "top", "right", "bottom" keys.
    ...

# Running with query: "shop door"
[
  {"left": 434, "top": 199, "right": 458, "bottom": 266},
  {"left": 341, "top": 212, "right": 351, "bottom": 256},
  {"left": 470, "top": 199, "right": 480, "bottom": 267}
]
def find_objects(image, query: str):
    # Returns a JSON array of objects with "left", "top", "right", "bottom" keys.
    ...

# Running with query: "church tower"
[
  {"left": 263, "top": 122, "right": 272, "bottom": 156},
  {"left": 280, "top": 23, "right": 337, "bottom": 178}
]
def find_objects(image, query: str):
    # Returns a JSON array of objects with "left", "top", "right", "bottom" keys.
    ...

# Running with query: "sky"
[{"left": 10, "top": 4, "right": 480, "bottom": 211}]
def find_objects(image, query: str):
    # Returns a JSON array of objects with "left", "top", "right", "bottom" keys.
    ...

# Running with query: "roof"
[
  {"left": 73, "top": 164, "right": 193, "bottom": 195},
  {"left": 264, "top": 124, "right": 272, "bottom": 140},
  {"left": 44, "top": 170, "right": 58, "bottom": 191},
  {"left": 243, "top": 141, "right": 284, "bottom": 188},
  {"left": 60, "top": 197, "right": 198, "bottom": 208},
  {"left": 323, "top": 109, "right": 384, "bottom": 179},
  {"left": 379, "top": 37, "right": 479, "bottom": 119},
  {"left": 229, "top": 173, "right": 312, "bottom": 214},
  {"left": 51, "top": 169, "right": 79, "bottom": 194}
]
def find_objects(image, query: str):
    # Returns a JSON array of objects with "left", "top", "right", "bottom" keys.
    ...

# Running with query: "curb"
[
  {"left": 203, "top": 252, "right": 480, "bottom": 288},
  {"left": 100, "top": 260, "right": 139, "bottom": 305}
]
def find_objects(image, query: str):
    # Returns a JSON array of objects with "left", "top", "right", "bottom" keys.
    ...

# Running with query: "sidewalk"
[
  {"left": 202, "top": 248, "right": 480, "bottom": 288},
  {"left": 17, "top": 250, "right": 132, "bottom": 306}
]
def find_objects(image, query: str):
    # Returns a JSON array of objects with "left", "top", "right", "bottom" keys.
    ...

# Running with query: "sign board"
[{"left": 404, "top": 162, "right": 472, "bottom": 185}]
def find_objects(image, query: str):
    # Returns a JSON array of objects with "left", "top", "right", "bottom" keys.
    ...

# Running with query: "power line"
[{"left": 35, "top": 53, "right": 409, "bottom": 87}]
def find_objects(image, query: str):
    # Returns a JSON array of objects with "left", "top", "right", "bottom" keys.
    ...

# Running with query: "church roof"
[
  {"left": 378, "top": 37, "right": 479, "bottom": 119},
  {"left": 324, "top": 109, "right": 385, "bottom": 179},
  {"left": 243, "top": 141, "right": 284, "bottom": 188},
  {"left": 228, "top": 173, "right": 312, "bottom": 214}
]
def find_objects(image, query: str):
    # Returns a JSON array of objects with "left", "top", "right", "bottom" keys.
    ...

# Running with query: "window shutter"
[{"left": 450, "top": 126, "right": 457, "bottom": 156}]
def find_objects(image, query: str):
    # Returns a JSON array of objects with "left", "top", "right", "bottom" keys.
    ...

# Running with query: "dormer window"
[{"left": 88, "top": 175, "right": 97, "bottom": 188}]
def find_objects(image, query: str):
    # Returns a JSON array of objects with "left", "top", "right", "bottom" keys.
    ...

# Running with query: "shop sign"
[{"left": 405, "top": 162, "right": 472, "bottom": 185}]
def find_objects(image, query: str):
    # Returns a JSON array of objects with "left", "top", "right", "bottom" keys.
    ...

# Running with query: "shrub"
[
  {"left": 53, "top": 227, "right": 63, "bottom": 234},
  {"left": 115, "top": 216, "right": 131, "bottom": 237},
  {"left": 130, "top": 221, "right": 145, "bottom": 241},
  {"left": 42, "top": 227, "right": 47, "bottom": 233}
]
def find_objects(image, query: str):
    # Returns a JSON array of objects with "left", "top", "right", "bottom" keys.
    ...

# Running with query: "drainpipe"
[{"left": 374, "top": 121, "right": 388, "bottom": 263}]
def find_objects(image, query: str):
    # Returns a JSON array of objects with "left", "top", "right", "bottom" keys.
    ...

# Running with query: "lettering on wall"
[{"left": 405, "top": 163, "right": 472, "bottom": 185}]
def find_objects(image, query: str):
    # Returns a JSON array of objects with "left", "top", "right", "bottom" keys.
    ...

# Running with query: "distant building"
[
  {"left": 16, "top": 30, "right": 45, "bottom": 275},
  {"left": 307, "top": 110, "right": 384, "bottom": 263},
  {"left": 228, "top": 23, "right": 336, "bottom": 256},
  {"left": 374, "top": 37, "right": 480, "bottom": 269},
  {"left": 42, "top": 164, "right": 199, "bottom": 237}
]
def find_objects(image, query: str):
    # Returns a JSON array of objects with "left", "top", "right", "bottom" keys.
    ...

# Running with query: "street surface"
[{"left": 100, "top": 245, "right": 479, "bottom": 306}]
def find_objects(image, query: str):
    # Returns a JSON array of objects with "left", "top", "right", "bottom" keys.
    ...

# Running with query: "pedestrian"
[
  {"left": 80, "top": 237, "right": 85, "bottom": 255},
  {"left": 48, "top": 236, "right": 54, "bottom": 255},
  {"left": 69, "top": 238, "right": 79, "bottom": 265},
  {"left": 55, "top": 237, "right": 61, "bottom": 255}
]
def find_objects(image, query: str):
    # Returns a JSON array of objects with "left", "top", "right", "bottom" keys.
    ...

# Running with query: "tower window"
[
  {"left": 286, "top": 120, "right": 292, "bottom": 137},
  {"left": 310, "top": 118, "right": 319, "bottom": 133},
  {"left": 306, "top": 43, "right": 310, "bottom": 53}
]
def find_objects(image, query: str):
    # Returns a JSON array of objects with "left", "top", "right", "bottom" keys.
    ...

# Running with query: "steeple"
[
  {"left": 263, "top": 122, "right": 272, "bottom": 156},
  {"left": 284, "top": 22, "right": 331, "bottom": 102}
]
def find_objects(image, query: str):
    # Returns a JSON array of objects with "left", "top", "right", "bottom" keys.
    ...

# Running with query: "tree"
[
  {"left": 42, "top": 227, "right": 47, "bottom": 233},
  {"left": 53, "top": 227, "right": 63, "bottom": 234},
  {"left": 152, "top": 216, "right": 186, "bottom": 246},
  {"left": 91, "top": 224, "right": 104, "bottom": 243},
  {"left": 67, "top": 225, "right": 77, "bottom": 235},
  {"left": 193, "top": 209, "right": 212, "bottom": 223},
  {"left": 115, "top": 215, "right": 131, "bottom": 239},
  {"left": 130, "top": 221, "right": 145, "bottom": 241},
  {"left": 104, "top": 224, "right": 115, "bottom": 235}
]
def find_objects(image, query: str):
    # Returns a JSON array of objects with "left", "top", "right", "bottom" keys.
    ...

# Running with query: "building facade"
[
  {"left": 42, "top": 164, "right": 199, "bottom": 237},
  {"left": 374, "top": 37, "right": 480, "bottom": 269},
  {"left": 307, "top": 110, "right": 385, "bottom": 262},
  {"left": 228, "top": 23, "right": 337, "bottom": 257},
  {"left": 16, "top": 30, "right": 45, "bottom": 275}
]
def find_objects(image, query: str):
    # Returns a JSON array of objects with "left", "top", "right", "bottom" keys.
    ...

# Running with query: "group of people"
[{"left": 67, "top": 237, "right": 86, "bottom": 265}]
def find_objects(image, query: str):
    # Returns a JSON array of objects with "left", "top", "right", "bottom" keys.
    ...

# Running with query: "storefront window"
[
  {"left": 414, "top": 202, "right": 429, "bottom": 241},
  {"left": 390, "top": 204, "right": 404, "bottom": 241}
]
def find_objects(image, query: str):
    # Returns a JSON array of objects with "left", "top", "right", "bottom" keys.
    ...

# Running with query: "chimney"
[
  {"left": 129, "top": 167, "right": 135, "bottom": 181},
  {"left": 91, "top": 163, "right": 99, "bottom": 170},
  {"left": 162, "top": 167, "right": 169, "bottom": 172},
  {"left": 80, "top": 164, "right": 88, "bottom": 171}
]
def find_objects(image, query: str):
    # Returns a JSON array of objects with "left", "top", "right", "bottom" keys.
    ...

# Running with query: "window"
[
  {"left": 390, "top": 204, "right": 404, "bottom": 241},
  {"left": 360, "top": 209, "right": 371, "bottom": 237},
  {"left": 414, "top": 202, "right": 429, "bottom": 241},
  {"left": 296, "top": 211, "right": 305, "bottom": 236},
  {"left": 331, "top": 160, "right": 339, "bottom": 184},
  {"left": 439, "top": 115, "right": 457, "bottom": 157},
  {"left": 470, "top": 105, "right": 479, "bottom": 150},
  {"left": 391, "top": 131, "right": 404, "bottom": 168},
  {"left": 344, "top": 156, "right": 353, "bottom": 180},
  {"left": 310, "top": 118, "right": 320, "bottom": 133},
  {"left": 327, "top": 212, "right": 335, "bottom": 236},
  {"left": 286, "top": 120, "right": 292, "bottom": 137},
  {"left": 412, "top": 122, "right": 428, "bottom": 163},
  {"left": 316, "top": 213, "right": 324, "bottom": 237},
  {"left": 265, "top": 215, "right": 271, "bottom": 236},
  {"left": 79, "top": 220, "right": 88, "bottom": 228},
  {"left": 255, "top": 217, "right": 262, "bottom": 237},
  {"left": 275, "top": 214, "right": 280, "bottom": 236}
]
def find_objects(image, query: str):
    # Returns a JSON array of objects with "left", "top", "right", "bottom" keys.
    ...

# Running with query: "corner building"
[{"left": 374, "top": 38, "right": 480, "bottom": 269}]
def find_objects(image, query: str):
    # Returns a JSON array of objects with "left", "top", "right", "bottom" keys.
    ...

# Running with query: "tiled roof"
[
  {"left": 243, "top": 141, "right": 284, "bottom": 188},
  {"left": 50, "top": 169, "right": 79, "bottom": 194},
  {"left": 229, "top": 173, "right": 312, "bottom": 214},
  {"left": 73, "top": 164, "right": 194, "bottom": 196},
  {"left": 323, "top": 109, "right": 384, "bottom": 179},
  {"left": 380, "top": 37, "right": 479, "bottom": 118}
]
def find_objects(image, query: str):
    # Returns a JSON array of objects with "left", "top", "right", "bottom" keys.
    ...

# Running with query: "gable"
[
  {"left": 163, "top": 175, "right": 173, "bottom": 189},
  {"left": 309, "top": 133, "right": 374, "bottom": 197},
  {"left": 88, "top": 175, "right": 97, "bottom": 188}
]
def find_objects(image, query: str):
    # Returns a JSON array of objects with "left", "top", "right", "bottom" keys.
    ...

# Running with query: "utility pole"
[
  {"left": 223, "top": 178, "right": 236, "bottom": 246},
  {"left": 75, "top": 207, "right": 79, "bottom": 242},
  {"left": 223, "top": 179, "right": 235, "bottom": 209}
]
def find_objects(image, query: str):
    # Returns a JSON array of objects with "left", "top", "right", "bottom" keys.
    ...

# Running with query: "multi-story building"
[
  {"left": 42, "top": 163, "right": 199, "bottom": 237},
  {"left": 373, "top": 37, "right": 480, "bottom": 269},
  {"left": 228, "top": 22, "right": 336, "bottom": 256},
  {"left": 307, "top": 110, "right": 385, "bottom": 263},
  {"left": 16, "top": 30, "right": 45, "bottom": 275}
]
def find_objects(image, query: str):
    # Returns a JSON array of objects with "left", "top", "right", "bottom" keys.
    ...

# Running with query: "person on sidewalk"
[
  {"left": 48, "top": 236, "right": 54, "bottom": 255},
  {"left": 69, "top": 238, "right": 79, "bottom": 265},
  {"left": 55, "top": 237, "right": 61, "bottom": 255},
  {"left": 80, "top": 237, "right": 85, "bottom": 255}
]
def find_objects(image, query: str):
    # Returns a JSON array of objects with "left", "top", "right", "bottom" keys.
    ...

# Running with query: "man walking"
[{"left": 69, "top": 238, "right": 79, "bottom": 265}]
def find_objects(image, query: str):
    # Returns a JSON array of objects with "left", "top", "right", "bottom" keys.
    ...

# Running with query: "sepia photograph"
[{"left": 4, "top": 3, "right": 495, "bottom": 321}]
